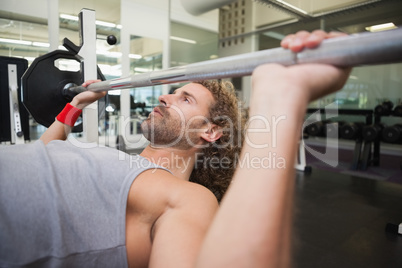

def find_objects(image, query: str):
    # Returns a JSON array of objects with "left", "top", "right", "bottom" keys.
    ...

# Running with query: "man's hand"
[
  {"left": 70, "top": 80, "right": 107, "bottom": 110},
  {"left": 280, "top": 30, "right": 347, "bottom": 52},
  {"left": 253, "top": 30, "right": 351, "bottom": 104}
]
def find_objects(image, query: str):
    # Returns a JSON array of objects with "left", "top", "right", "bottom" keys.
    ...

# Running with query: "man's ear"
[{"left": 201, "top": 124, "right": 223, "bottom": 143}]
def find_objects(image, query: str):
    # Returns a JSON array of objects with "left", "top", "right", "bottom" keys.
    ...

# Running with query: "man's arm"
[
  {"left": 195, "top": 31, "right": 351, "bottom": 267},
  {"left": 40, "top": 80, "right": 105, "bottom": 144},
  {"left": 127, "top": 169, "right": 219, "bottom": 268},
  {"left": 149, "top": 184, "right": 218, "bottom": 268}
]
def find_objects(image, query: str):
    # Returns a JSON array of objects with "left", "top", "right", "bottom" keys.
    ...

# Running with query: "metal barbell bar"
[
  {"left": 68, "top": 27, "right": 402, "bottom": 94},
  {"left": 21, "top": 26, "right": 402, "bottom": 130}
]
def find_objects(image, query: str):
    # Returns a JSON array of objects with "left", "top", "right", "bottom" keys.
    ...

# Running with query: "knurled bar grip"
[{"left": 70, "top": 27, "right": 402, "bottom": 93}]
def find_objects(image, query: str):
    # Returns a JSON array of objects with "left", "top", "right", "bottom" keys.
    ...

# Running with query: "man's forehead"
[
  {"left": 175, "top": 83, "right": 213, "bottom": 99},
  {"left": 176, "top": 83, "right": 206, "bottom": 92}
]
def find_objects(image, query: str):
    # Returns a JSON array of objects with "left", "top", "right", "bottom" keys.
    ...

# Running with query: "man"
[{"left": 0, "top": 30, "right": 350, "bottom": 267}]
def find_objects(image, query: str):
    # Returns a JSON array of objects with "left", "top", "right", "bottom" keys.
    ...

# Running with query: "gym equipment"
[
  {"left": 374, "top": 101, "right": 394, "bottom": 116},
  {"left": 324, "top": 121, "right": 344, "bottom": 138},
  {"left": 303, "top": 120, "right": 342, "bottom": 138},
  {"left": 393, "top": 105, "right": 402, "bottom": 117},
  {"left": 304, "top": 121, "right": 328, "bottom": 137},
  {"left": 382, "top": 124, "right": 402, "bottom": 144},
  {"left": 106, "top": 35, "right": 117, "bottom": 45},
  {"left": 0, "top": 56, "right": 30, "bottom": 143},
  {"left": 8, "top": 64, "right": 24, "bottom": 142},
  {"left": 21, "top": 19, "right": 402, "bottom": 128},
  {"left": 360, "top": 124, "right": 383, "bottom": 169},
  {"left": 97, "top": 35, "right": 118, "bottom": 46},
  {"left": 340, "top": 122, "right": 364, "bottom": 140},
  {"left": 68, "top": 28, "right": 402, "bottom": 93},
  {"left": 304, "top": 108, "right": 378, "bottom": 171},
  {"left": 22, "top": 50, "right": 106, "bottom": 128},
  {"left": 339, "top": 122, "right": 365, "bottom": 169},
  {"left": 362, "top": 124, "right": 383, "bottom": 142}
]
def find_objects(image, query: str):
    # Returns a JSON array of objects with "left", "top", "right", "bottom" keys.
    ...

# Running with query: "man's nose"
[{"left": 158, "top": 94, "right": 174, "bottom": 107}]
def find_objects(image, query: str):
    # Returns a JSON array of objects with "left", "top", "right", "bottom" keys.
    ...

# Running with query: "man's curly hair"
[{"left": 189, "top": 80, "right": 247, "bottom": 202}]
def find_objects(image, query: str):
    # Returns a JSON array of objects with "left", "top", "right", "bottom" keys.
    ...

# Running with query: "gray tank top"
[{"left": 0, "top": 140, "right": 165, "bottom": 267}]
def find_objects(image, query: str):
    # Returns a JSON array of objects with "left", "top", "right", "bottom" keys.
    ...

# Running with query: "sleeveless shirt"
[{"left": 0, "top": 140, "right": 164, "bottom": 267}]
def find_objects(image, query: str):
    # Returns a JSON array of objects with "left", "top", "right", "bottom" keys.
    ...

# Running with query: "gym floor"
[{"left": 292, "top": 167, "right": 402, "bottom": 267}]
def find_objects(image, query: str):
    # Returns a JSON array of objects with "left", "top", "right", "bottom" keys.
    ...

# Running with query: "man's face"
[{"left": 141, "top": 83, "right": 215, "bottom": 149}]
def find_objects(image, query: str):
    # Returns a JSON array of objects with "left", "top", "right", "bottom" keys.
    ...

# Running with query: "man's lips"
[{"left": 152, "top": 107, "right": 163, "bottom": 116}]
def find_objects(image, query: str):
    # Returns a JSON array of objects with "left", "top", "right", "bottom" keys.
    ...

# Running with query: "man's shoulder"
[
  {"left": 127, "top": 168, "right": 218, "bottom": 217},
  {"left": 137, "top": 168, "right": 218, "bottom": 207}
]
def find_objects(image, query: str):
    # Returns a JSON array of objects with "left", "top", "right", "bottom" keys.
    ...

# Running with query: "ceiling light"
[
  {"left": 32, "top": 42, "right": 50, "bottom": 47},
  {"left": 95, "top": 20, "right": 116, "bottom": 28},
  {"left": 365, "top": 23, "right": 397, "bottom": 32},
  {"left": 96, "top": 51, "right": 142, "bottom": 59},
  {"left": 0, "top": 38, "right": 32, "bottom": 45},
  {"left": 276, "top": 0, "right": 308, "bottom": 15},
  {"left": 129, "top": 54, "right": 142, "bottom": 59},
  {"left": 60, "top": 14, "right": 79, "bottom": 21},
  {"left": 170, "top": 36, "right": 197, "bottom": 44}
]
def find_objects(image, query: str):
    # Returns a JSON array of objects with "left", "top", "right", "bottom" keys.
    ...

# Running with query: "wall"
[
  {"left": 218, "top": 0, "right": 261, "bottom": 105},
  {"left": 118, "top": 0, "right": 219, "bottom": 141},
  {"left": 170, "top": 0, "right": 219, "bottom": 32},
  {"left": 0, "top": 0, "right": 49, "bottom": 19}
]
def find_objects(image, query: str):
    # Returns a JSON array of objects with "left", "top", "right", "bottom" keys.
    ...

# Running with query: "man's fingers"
[
  {"left": 82, "top": 80, "right": 101, "bottom": 87},
  {"left": 305, "top": 30, "right": 327, "bottom": 48},
  {"left": 281, "top": 30, "right": 347, "bottom": 52},
  {"left": 287, "top": 31, "right": 310, "bottom": 52},
  {"left": 280, "top": 34, "right": 294, "bottom": 49}
]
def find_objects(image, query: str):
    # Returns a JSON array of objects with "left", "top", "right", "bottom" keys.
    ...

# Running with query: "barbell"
[{"left": 22, "top": 27, "right": 402, "bottom": 128}]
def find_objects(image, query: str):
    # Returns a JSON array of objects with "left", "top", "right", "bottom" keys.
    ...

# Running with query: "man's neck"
[{"left": 140, "top": 145, "right": 199, "bottom": 181}]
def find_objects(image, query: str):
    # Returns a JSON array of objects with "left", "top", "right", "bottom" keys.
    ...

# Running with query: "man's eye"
[{"left": 184, "top": 97, "right": 190, "bottom": 103}]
